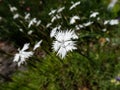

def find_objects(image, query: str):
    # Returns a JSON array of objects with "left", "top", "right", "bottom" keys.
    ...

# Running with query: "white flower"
[
  {"left": 108, "top": 0, "right": 118, "bottom": 10},
  {"left": 24, "top": 13, "right": 30, "bottom": 20},
  {"left": 102, "top": 28, "right": 107, "bottom": 32},
  {"left": 97, "top": 17, "right": 100, "bottom": 20},
  {"left": 28, "top": 18, "right": 37, "bottom": 28},
  {"left": 83, "top": 21, "right": 93, "bottom": 27},
  {"left": 0, "top": 16, "right": 2, "bottom": 21},
  {"left": 49, "top": 9, "right": 56, "bottom": 16},
  {"left": 13, "top": 13, "right": 19, "bottom": 19},
  {"left": 90, "top": 12, "right": 99, "bottom": 18},
  {"left": 46, "top": 23, "right": 52, "bottom": 28},
  {"left": 36, "top": 20, "right": 41, "bottom": 26},
  {"left": 57, "top": 7, "right": 65, "bottom": 13},
  {"left": 104, "top": 20, "right": 109, "bottom": 25},
  {"left": 27, "top": 30, "right": 33, "bottom": 35},
  {"left": 33, "top": 40, "right": 42, "bottom": 50},
  {"left": 106, "top": 37, "right": 110, "bottom": 42},
  {"left": 70, "top": 16, "right": 80, "bottom": 24},
  {"left": 19, "top": 28, "right": 23, "bottom": 32},
  {"left": 69, "top": 1, "right": 81, "bottom": 10},
  {"left": 9, "top": 5, "right": 17, "bottom": 12},
  {"left": 109, "top": 19, "right": 119, "bottom": 25},
  {"left": 13, "top": 43, "right": 33, "bottom": 66},
  {"left": 50, "top": 25, "right": 61, "bottom": 38},
  {"left": 52, "top": 30, "right": 78, "bottom": 58},
  {"left": 75, "top": 24, "right": 84, "bottom": 30},
  {"left": 51, "top": 15, "right": 61, "bottom": 22},
  {"left": 104, "top": 19, "right": 119, "bottom": 25}
]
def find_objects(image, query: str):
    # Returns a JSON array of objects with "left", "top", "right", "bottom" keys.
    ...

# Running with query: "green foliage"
[{"left": 2, "top": 48, "right": 120, "bottom": 90}]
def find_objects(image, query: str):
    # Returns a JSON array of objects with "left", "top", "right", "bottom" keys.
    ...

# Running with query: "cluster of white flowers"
[
  {"left": 49, "top": 7, "right": 65, "bottom": 23},
  {"left": 48, "top": 6, "right": 66, "bottom": 25},
  {"left": 75, "top": 21, "right": 93, "bottom": 30},
  {"left": 9, "top": 5, "right": 20, "bottom": 19},
  {"left": 23, "top": 13, "right": 41, "bottom": 35},
  {"left": 28, "top": 18, "right": 41, "bottom": 28},
  {"left": 9, "top": 5, "right": 44, "bottom": 66},
  {"left": 9, "top": 6, "right": 41, "bottom": 34},
  {"left": 12, "top": 0, "right": 120, "bottom": 66},
  {"left": 47, "top": 1, "right": 120, "bottom": 59},
  {"left": 49, "top": 6, "right": 65, "bottom": 16},
  {"left": 51, "top": 14, "right": 61, "bottom": 22}
]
